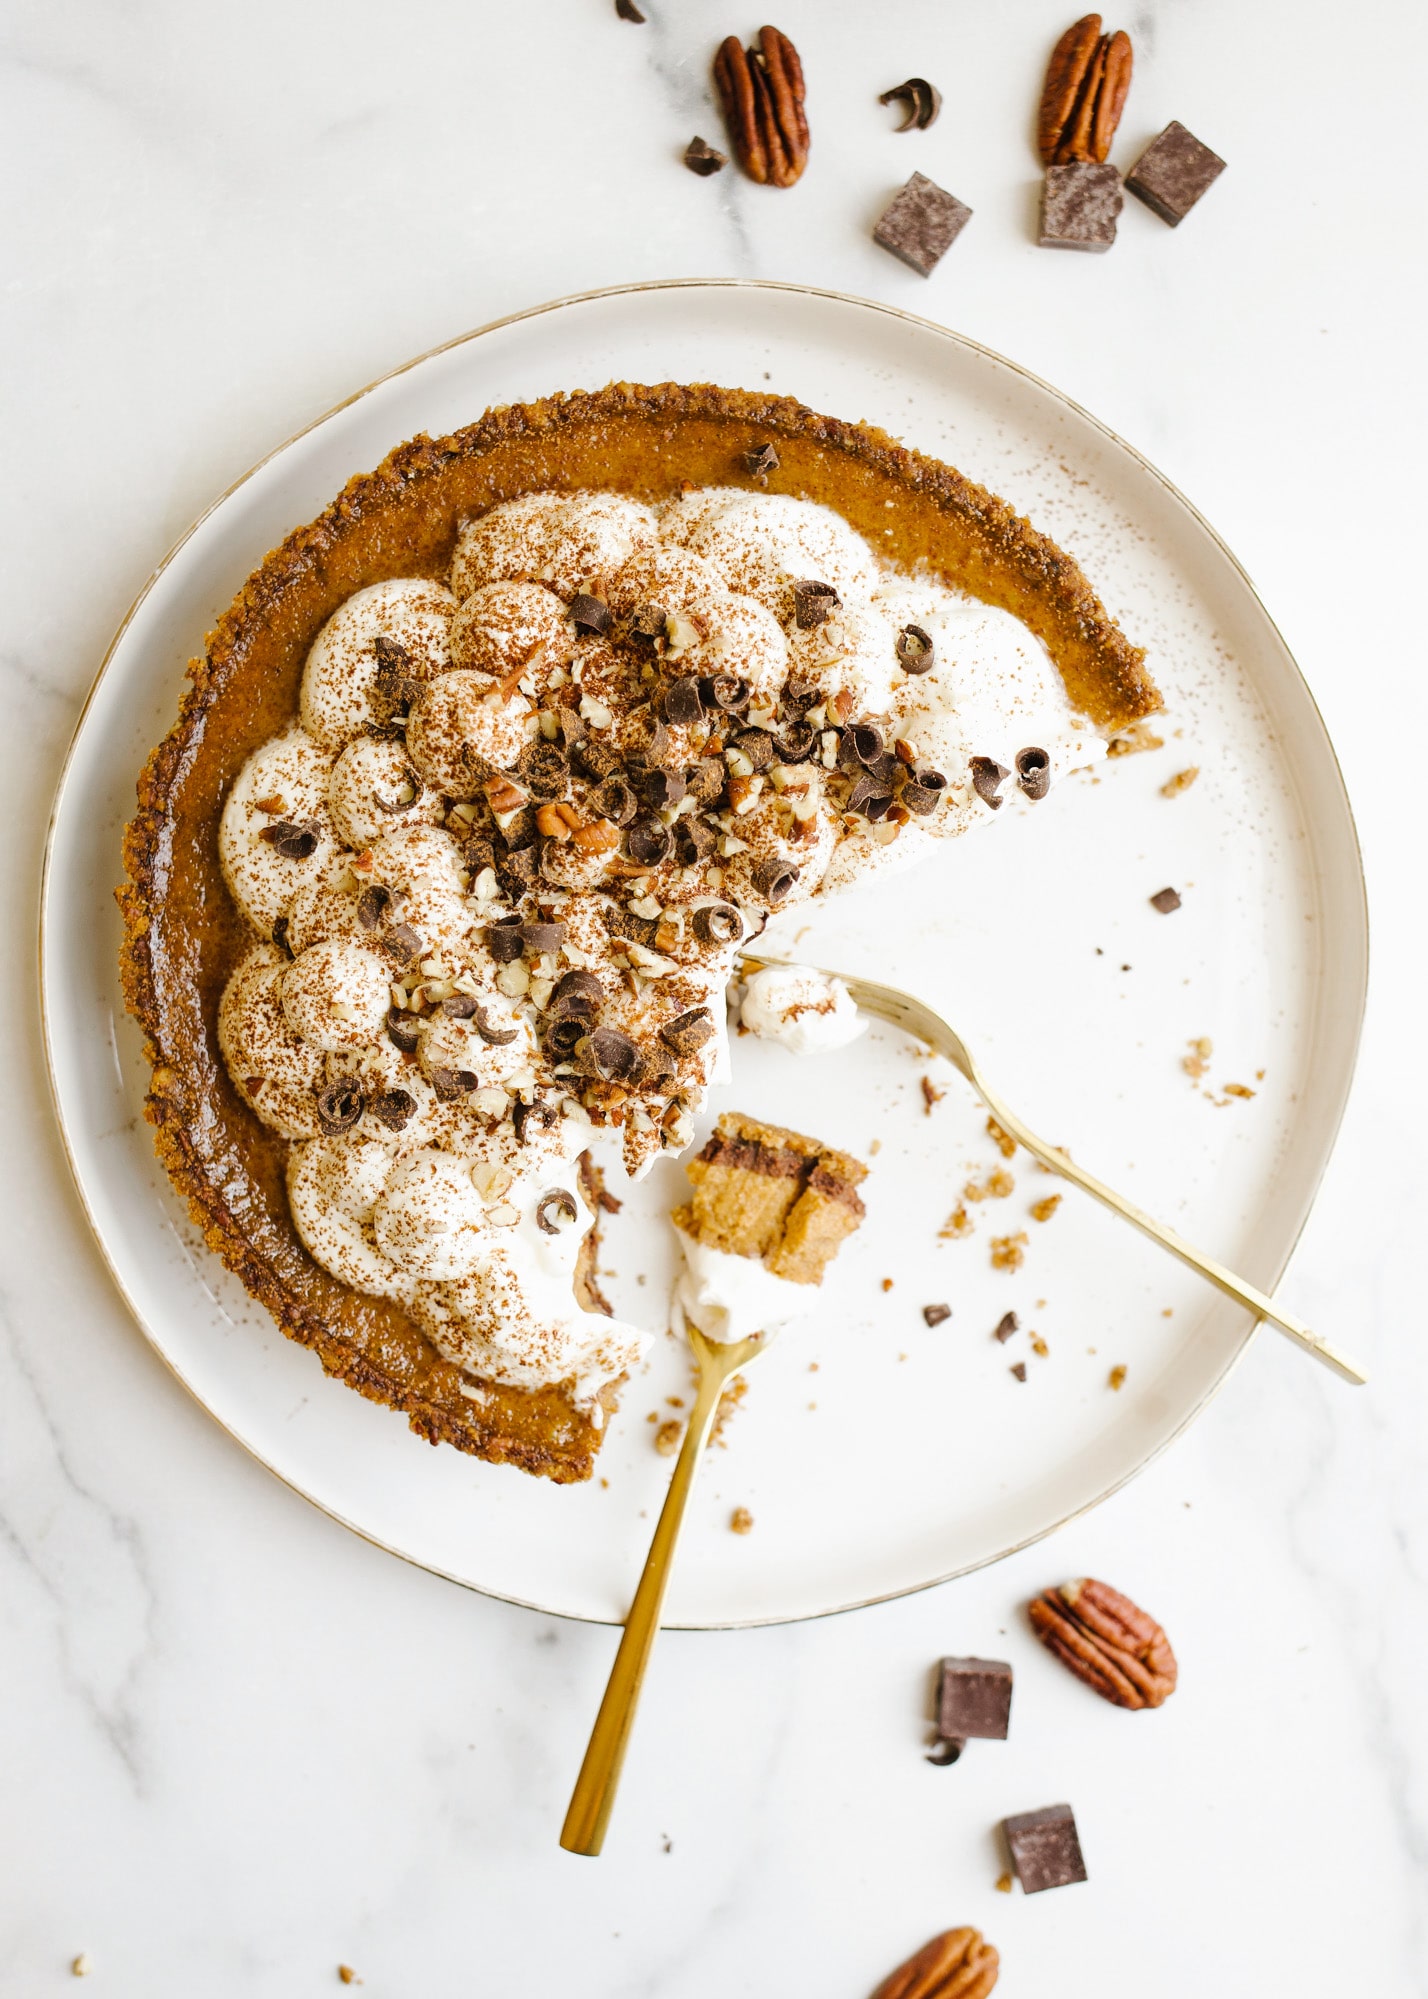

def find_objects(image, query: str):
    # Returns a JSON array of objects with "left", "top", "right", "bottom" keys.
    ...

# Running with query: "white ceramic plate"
[{"left": 41, "top": 281, "right": 1366, "bottom": 1627}]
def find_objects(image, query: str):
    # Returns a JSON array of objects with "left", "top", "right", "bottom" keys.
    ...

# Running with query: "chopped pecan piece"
[
  {"left": 1028, "top": 1577, "right": 1177, "bottom": 1708},
  {"left": 1037, "top": 14, "right": 1133, "bottom": 165},
  {"left": 870, "top": 1926, "right": 999, "bottom": 1999},
  {"left": 714, "top": 26, "right": 809, "bottom": 188}
]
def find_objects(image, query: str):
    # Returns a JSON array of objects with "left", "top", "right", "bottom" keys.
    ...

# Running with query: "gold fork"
[
  {"left": 560, "top": 1320, "right": 769, "bottom": 1856},
  {"left": 740, "top": 953, "right": 1365, "bottom": 1387}
]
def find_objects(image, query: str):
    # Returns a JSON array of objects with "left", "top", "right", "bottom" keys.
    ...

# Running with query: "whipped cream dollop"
[
  {"left": 672, "top": 1227, "right": 818, "bottom": 1345},
  {"left": 217, "top": 483, "right": 1108, "bottom": 1407},
  {"left": 739, "top": 963, "right": 867, "bottom": 1056}
]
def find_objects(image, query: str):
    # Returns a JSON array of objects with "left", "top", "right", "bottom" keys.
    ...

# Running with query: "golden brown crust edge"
[{"left": 118, "top": 380, "right": 1160, "bottom": 1479}]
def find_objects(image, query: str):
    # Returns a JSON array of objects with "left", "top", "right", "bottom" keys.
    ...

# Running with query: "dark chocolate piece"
[
  {"left": 878, "top": 76, "right": 941, "bottom": 132},
  {"left": 614, "top": 0, "right": 645, "bottom": 19},
  {"left": 1125, "top": 120, "right": 1225, "bottom": 226},
  {"left": 674, "top": 816, "right": 718, "bottom": 865},
  {"left": 705, "top": 673, "right": 750, "bottom": 715},
  {"left": 692, "top": 901, "right": 743, "bottom": 945},
  {"left": 1039, "top": 162, "right": 1123, "bottom": 252},
  {"left": 520, "top": 920, "right": 567, "bottom": 956},
  {"left": 922, "top": 1303, "right": 952, "bottom": 1327},
  {"left": 970, "top": 757, "right": 1010, "bottom": 809},
  {"left": 569, "top": 592, "right": 612, "bottom": 636},
  {"left": 520, "top": 743, "right": 570, "bottom": 801},
  {"left": 772, "top": 719, "right": 814, "bottom": 763},
  {"left": 1010, "top": 1361, "right": 1028, "bottom": 1382},
  {"left": 683, "top": 136, "right": 726, "bottom": 175},
  {"left": 356, "top": 883, "right": 392, "bottom": 930},
  {"left": 993, "top": 1311, "right": 1019, "bottom": 1344},
  {"left": 368, "top": 1088, "right": 416, "bottom": 1132},
  {"left": 545, "top": 1014, "right": 589, "bottom": 1060},
  {"left": 550, "top": 969, "right": 604, "bottom": 1015},
  {"left": 486, "top": 917, "right": 526, "bottom": 962},
  {"left": 441, "top": 993, "right": 480, "bottom": 1019},
  {"left": 745, "top": 443, "right": 779, "bottom": 478},
  {"left": 586, "top": 1026, "right": 644, "bottom": 1085},
  {"left": 638, "top": 764, "right": 688, "bottom": 809},
  {"left": 627, "top": 817, "right": 672, "bottom": 867},
  {"left": 430, "top": 1067, "right": 478, "bottom": 1102},
  {"left": 659, "top": 1007, "right": 716, "bottom": 1056},
  {"left": 259, "top": 819, "right": 320, "bottom": 860},
  {"left": 372, "top": 773, "right": 418, "bottom": 815},
  {"left": 590, "top": 774, "right": 639, "bottom": 827},
  {"left": 383, "top": 922, "right": 423, "bottom": 966},
  {"left": 1002, "top": 1803, "right": 1088, "bottom": 1895},
  {"left": 848, "top": 721, "right": 885, "bottom": 766},
  {"left": 536, "top": 1188, "right": 580, "bottom": 1234},
  {"left": 662, "top": 675, "right": 704, "bottom": 724},
  {"left": 873, "top": 171, "right": 972, "bottom": 276},
  {"left": 512, "top": 1098, "right": 560, "bottom": 1143},
  {"left": 385, "top": 1007, "right": 421, "bottom": 1054},
  {"left": 313, "top": 1080, "right": 364, "bottom": 1134},
  {"left": 896, "top": 624, "right": 935, "bottom": 673},
  {"left": 471, "top": 1004, "right": 519, "bottom": 1046},
  {"left": 1016, "top": 747, "right": 1051, "bottom": 800},
  {"left": 792, "top": 578, "right": 841, "bottom": 628},
  {"left": 750, "top": 856, "right": 799, "bottom": 905},
  {"left": 731, "top": 728, "right": 773, "bottom": 772},
  {"left": 1149, "top": 886, "right": 1182, "bottom": 914},
  {"left": 630, "top": 601, "right": 669, "bottom": 643},
  {"left": 924, "top": 1737, "right": 964, "bottom": 1766},
  {"left": 937, "top": 1656, "right": 1013, "bottom": 1744}
]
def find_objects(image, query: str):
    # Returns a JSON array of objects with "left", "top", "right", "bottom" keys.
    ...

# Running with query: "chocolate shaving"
[
  {"left": 771, "top": 719, "right": 814, "bottom": 763},
  {"left": 430, "top": 1066, "right": 478, "bottom": 1102},
  {"left": 970, "top": 757, "right": 1010, "bottom": 809},
  {"left": 614, "top": 0, "right": 645, "bottom": 19},
  {"left": 368, "top": 1088, "right": 416, "bottom": 1132},
  {"left": 731, "top": 728, "right": 774, "bottom": 772},
  {"left": 846, "top": 769, "right": 894, "bottom": 818},
  {"left": 486, "top": 917, "right": 526, "bottom": 963},
  {"left": 259, "top": 819, "right": 321, "bottom": 860},
  {"left": 630, "top": 601, "right": 669, "bottom": 642},
  {"left": 993, "top": 1311, "right": 1019, "bottom": 1344},
  {"left": 385, "top": 1007, "right": 421, "bottom": 1054},
  {"left": 923, "top": 1303, "right": 952, "bottom": 1327},
  {"left": 605, "top": 904, "right": 658, "bottom": 949},
  {"left": 372, "top": 771, "right": 418, "bottom": 814},
  {"left": 270, "top": 914, "right": 293, "bottom": 959},
  {"left": 627, "top": 817, "right": 673, "bottom": 867},
  {"left": 536, "top": 1187, "right": 581, "bottom": 1234},
  {"left": 462, "top": 835, "right": 497, "bottom": 876},
  {"left": 441, "top": 993, "right": 480, "bottom": 1019},
  {"left": 900, "top": 781, "right": 942, "bottom": 817},
  {"left": 520, "top": 743, "right": 570, "bottom": 801},
  {"left": 744, "top": 442, "right": 779, "bottom": 478},
  {"left": 750, "top": 856, "right": 799, "bottom": 905},
  {"left": 687, "top": 756, "right": 727, "bottom": 804},
  {"left": 848, "top": 722, "right": 885, "bottom": 766},
  {"left": 356, "top": 883, "right": 392, "bottom": 930},
  {"left": 692, "top": 901, "right": 744, "bottom": 945},
  {"left": 637, "top": 764, "right": 687, "bottom": 810},
  {"left": 472, "top": 1004, "right": 519, "bottom": 1046},
  {"left": 661, "top": 675, "right": 704, "bottom": 725},
  {"left": 782, "top": 676, "right": 822, "bottom": 712},
  {"left": 498, "top": 843, "right": 540, "bottom": 889},
  {"left": 792, "top": 579, "right": 841, "bottom": 628},
  {"left": 383, "top": 922, "right": 423, "bottom": 965},
  {"left": 569, "top": 592, "right": 612, "bottom": 637},
  {"left": 703, "top": 673, "right": 750, "bottom": 714},
  {"left": 520, "top": 920, "right": 567, "bottom": 956},
  {"left": 590, "top": 773, "right": 640, "bottom": 828},
  {"left": 659, "top": 1007, "right": 715, "bottom": 1056},
  {"left": 896, "top": 624, "right": 935, "bottom": 674},
  {"left": 574, "top": 733, "right": 621, "bottom": 781},
  {"left": 673, "top": 816, "right": 718, "bottom": 865},
  {"left": 372, "top": 635, "right": 415, "bottom": 675},
  {"left": 512, "top": 1098, "right": 560, "bottom": 1143},
  {"left": 683, "top": 135, "right": 726, "bottom": 175},
  {"left": 1150, "top": 886, "right": 1182, "bottom": 914},
  {"left": 924, "top": 1737, "right": 964, "bottom": 1766},
  {"left": 1016, "top": 747, "right": 1051, "bottom": 801},
  {"left": 879, "top": 76, "right": 941, "bottom": 131},
  {"left": 313, "top": 1080, "right": 364, "bottom": 1133},
  {"left": 545, "top": 1014, "right": 589, "bottom": 1060},
  {"left": 1010, "top": 1361, "right": 1028, "bottom": 1383},
  {"left": 550, "top": 969, "right": 604, "bottom": 1015},
  {"left": 585, "top": 1026, "right": 644, "bottom": 1085}
]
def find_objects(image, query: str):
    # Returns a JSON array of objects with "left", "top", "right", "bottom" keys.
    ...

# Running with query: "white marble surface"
[{"left": 4, "top": 1, "right": 1426, "bottom": 1991}]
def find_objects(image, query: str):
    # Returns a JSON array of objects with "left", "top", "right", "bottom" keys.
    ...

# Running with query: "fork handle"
[{"left": 559, "top": 1365, "right": 725, "bottom": 1856}]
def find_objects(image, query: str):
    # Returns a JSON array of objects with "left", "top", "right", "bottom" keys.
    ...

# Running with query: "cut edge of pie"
[{"left": 117, "top": 380, "right": 1160, "bottom": 1483}]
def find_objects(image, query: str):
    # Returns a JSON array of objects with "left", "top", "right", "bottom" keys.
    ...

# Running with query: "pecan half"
[
  {"left": 870, "top": 1926, "right": 999, "bottom": 1999},
  {"left": 1037, "top": 14, "right": 1133, "bottom": 165},
  {"left": 1028, "top": 1577, "right": 1177, "bottom": 1708},
  {"left": 714, "top": 26, "right": 809, "bottom": 188}
]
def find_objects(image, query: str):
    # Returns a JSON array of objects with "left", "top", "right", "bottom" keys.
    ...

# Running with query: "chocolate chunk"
[
  {"left": 1039, "top": 162, "right": 1123, "bottom": 251},
  {"left": 642, "top": 1042, "right": 676, "bottom": 1089},
  {"left": 1010, "top": 1361, "right": 1028, "bottom": 1382},
  {"left": 605, "top": 904, "right": 658, "bottom": 948},
  {"left": 683, "top": 135, "right": 726, "bottom": 176},
  {"left": 781, "top": 676, "right": 821, "bottom": 712},
  {"left": 772, "top": 719, "right": 814, "bottom": 763},
  {"left": 937, "top": 1656, "right": 1013, "bottom": 1744},
  {"left": 731, "top": 728, "right": 774, "bottom": 772},
  {"left": 441, "top": 993, "right": 480, "bottom": 1019},
  {"left": 896, "top": 624, "right": 935, "bottom": 674},
  {"left": 615, "top": 0, "right": 645, "bottom": 19},
  {"left": 704, "top": 673, "right": 750, "bottom": 715},
  {"left": 486, "top": 917, "right": 526, "bottom": 962},
  {"left": 922, "top": 1302, "right": 952, "bottom": 1327},
  {"left": 627, "top": 709, "right": 672, "bottom": 768},
  {"left": 993, "top": 1311, "right": 1019, "bottom": 1344},
  {"left": 873, "top": 171, "right": 973, "bottom": 276},
  {"left": 313, "top": 1080, "right": 364, "bottom": 1133},
  {"left": 674, "top": 815, "right": 718, "bottom": 865},
  {"left": 846, "top": 769, "right": 894, "bottom": 818},
  {"left": 512, "top": 1098, "right": 560, "bottom": 1143},
  {"left": 1002, "top": 1803, "right": 1088, "bottom": 1895},
  {"left": 368, "top": 1088, "right": 416, "bottom": 1132},
  {"left": 1016, "top": 747, "right": 1051, "bottom": 800},
  {"left": 498, "top": 842, "right": 540, "bottom": 890},
  {"left": 792, "top": 579, "right": 841, "bottom": 628},
  {"left": 662, "top": 675, "right": 704, "bottom": 725},
  {"left": 259, "top": 818, "right": 321, "bottom": 860},
  {"left": 659, "top": 1007, "right": 716, "bottom": 1056},
  {"left": 750, "top": 856, "right": 799, "bottom": 905},
  {"left": 586, "top": 1026, "right": 644, "bottom": 1085},
  {"left": 1125, "top": 120, "right": 1225, "bottom": 226},
  {"left": 356, "top": 883, "right": 392, "bottom": 930},
  {"left": 536, "top": 1188, "right": 580, "bottom": 1235},
  {"left": 1149, "top": 886, "right": 1182, "bottom": 914},
  {"left": 879, "top": 76, "right": 941, "bottom": 132},
  {"left": 270, "top": 914, "right": 293, "bottom": 959},
  {"left": 520, "top": 920, "right": 567, "bottom": 956},
  {"left": 550, "top": 969, "right": 604, "bottom": 1015},
  {"left": 627, "top": 817, "right": 673, "bottom": 867},
  {"left": 744, "top": 443, "right": 779, "bottom": 478},
  {"left": 520, "top": 743, "right": 570, "bottom": 801},
  {"left": 386, "top": 1007, "right": 421, "bottom": 1054},
  {"left": 692, "top": 901, "right": 744, "bottom": 945},
  {"left": 589, "top": 773, "right": 639, "bottom": 827},
  {"left": 687, "top": 756, "right": 727, "bottom": 805},
  {"left": 970, "top": 757, "right": 1010, "bottom": 809},
  {"left": 430, "top": 1066, "right": 478, "bottom": 1102},
  {"left": 472, "top": 1004, "right": 519, "bottom": 1046},
  {"left": 630, "top": 601, "right": 669, "bottom": 643},
  {"left": 848, "top": 721, "right": 885, "bottom": 766},
  {"left": 900, "top": 781, "right": 943, "bottom": 817},
  {"left": 569, "top": 592, "right": 612, "bottom": 636},
  {"left": 383, "top": 922, "right": 423, "bottom": 965},
  {"left": 545, "top": 1014, "right": 589, "bottom": 1060},
  {"left": 462, "top": 836, "right": 498, "bottom": 876},
  {"left": 637, "top": 764, "right": 688, "bottom": 810}
]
